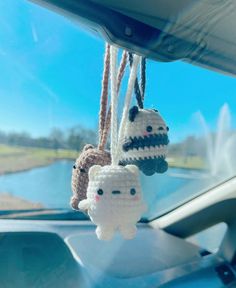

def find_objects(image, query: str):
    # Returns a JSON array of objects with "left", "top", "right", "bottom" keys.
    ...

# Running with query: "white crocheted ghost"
[
  {"left": 119, "top": 106, "right": 169, "bottom": 176},
  {"left": 79, "top": 164, "right": 146, "bottom": 241}
]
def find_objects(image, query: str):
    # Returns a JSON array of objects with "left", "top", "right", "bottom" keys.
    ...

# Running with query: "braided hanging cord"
[
  {"left": 100, "top": 50, "right": 128, "bottom": 150},
  {"left": 116, "top": 54, "right": 141, "bottom": 164},
  {"left": 110, "top": 47, "right": 141, "bottom": 165},
  {"left": 140, "top": 57, "right": 146, "bottom": 102},
  {"left": 128, "top": 52, "right": 146, "bottom": 109},
  {"left": 98, "top": 43, "right": 110, "bottom": 150},
  {"left": 110, "top": 46, "right": 119, "bottom": 165}
]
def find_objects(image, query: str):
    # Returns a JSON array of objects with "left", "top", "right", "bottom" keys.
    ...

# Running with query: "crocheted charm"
[
  {"left": 119, "top": 106, "right": 169, "bottom": 176},
  {"left": 79, "top": 164, "right": 146, "bottom": 240},
  {"left": 71, "top": 144, "right": 111, "bottom": 210}
]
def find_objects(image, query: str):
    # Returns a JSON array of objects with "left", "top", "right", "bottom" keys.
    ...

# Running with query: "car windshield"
[{"left": 0, "top": 0, "right": 236, "bottom": 221}]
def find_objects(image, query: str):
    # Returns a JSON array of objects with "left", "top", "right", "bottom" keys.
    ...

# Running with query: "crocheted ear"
[
  {"left": 83, "top": 144, "right": 94, "bottom": 152},
  {"left": 129, "top": 106, "right": 139, "bottom": 122},
  {"left": 89, "top": 165, "right": 101, "bottom": 181},
  {"left": 126, "top": 165, "right": 139, "bottom": 176}
]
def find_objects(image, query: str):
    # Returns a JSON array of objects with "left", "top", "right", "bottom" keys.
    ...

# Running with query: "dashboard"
[{"left": 0, "top": 219, "right": 230, "bottom": 287}]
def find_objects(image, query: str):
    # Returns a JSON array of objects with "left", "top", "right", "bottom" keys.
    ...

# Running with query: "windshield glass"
[{"left": 0, "top": 0, "right": 236, "bottom": 221}]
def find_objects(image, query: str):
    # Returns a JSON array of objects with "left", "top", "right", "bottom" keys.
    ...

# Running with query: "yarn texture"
[
  {"left": 71, "top": 145, "right": 111, "bottom": 210},
  {"left": 125, "top": 54, "right": 169, "bottom": 175},
  {"left": 120, "top": 106, "right": 169, "bottom": 176},
  {"left": 70, "top": 45, "right": 127, "bottom": 210},
  {"left": 79, "top": 164, "right": 146, "bottom": 240},
  {"left": 79, "top": 46, "right": 146, "bottom": 241}
]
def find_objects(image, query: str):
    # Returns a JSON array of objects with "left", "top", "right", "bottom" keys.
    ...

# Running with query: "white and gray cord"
[{"left": 109, "top": 45, "right": 141, "bottom": 166}]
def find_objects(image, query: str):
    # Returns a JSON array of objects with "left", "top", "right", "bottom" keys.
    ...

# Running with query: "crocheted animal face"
[
  {"left": 71, "top": 144, "right": 111, "bottom": 211},
  {"left": 119, "top": 106, "right": 169, "bottom": 176},
  {"left": 78, "top": 164, "right": 146, "bottom": 240}
]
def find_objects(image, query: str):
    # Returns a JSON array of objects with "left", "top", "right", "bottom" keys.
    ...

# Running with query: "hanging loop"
[{"left": 128, "top": 52, "right": 146, "bottom": 109}]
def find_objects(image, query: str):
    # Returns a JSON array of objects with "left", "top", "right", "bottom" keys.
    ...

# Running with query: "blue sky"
[{"left": 0, "top": 0, "right": 236, "bottom": 143}]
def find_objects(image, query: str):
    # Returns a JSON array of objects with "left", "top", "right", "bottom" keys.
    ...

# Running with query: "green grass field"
[
  {"left": 167, "top": 156, "right": 205, "bottom": 170},
  {"left": 0, "top": 144, "right": 206, "bottom": 175},
  {"left": 0, "top": 144, "right": 78, "bottom": 175}
]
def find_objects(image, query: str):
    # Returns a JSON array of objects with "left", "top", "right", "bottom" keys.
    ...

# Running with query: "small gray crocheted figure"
[{"left": 119, "top": 106, "right": 169, "bottom": 176}]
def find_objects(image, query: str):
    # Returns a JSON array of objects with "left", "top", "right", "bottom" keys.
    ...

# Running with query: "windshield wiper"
[{"left": 0, "top": 208, "right": 89, "bottom": 220}]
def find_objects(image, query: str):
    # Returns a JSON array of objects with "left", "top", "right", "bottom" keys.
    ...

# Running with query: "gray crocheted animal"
[{"left": 119, "top": 106, "right": 169, "bottom": 176}]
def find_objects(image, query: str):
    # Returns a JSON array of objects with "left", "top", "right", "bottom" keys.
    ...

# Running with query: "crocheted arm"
[{"left": 78, "top": 199, "right": 92, "bottom": 211}]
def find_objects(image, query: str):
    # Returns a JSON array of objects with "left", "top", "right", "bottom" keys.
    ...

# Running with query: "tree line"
[
  {"left": 0, "top": 127, "right": 228, "bottom": 158},
  {"left": 0, "top": 126, "right": 97, "bottom": 151},
  {"left": 168, "top": 135, "right": 206, "bottom": 158}
]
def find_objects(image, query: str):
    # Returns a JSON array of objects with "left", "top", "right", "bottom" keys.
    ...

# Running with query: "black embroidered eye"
[
  {"left": 79, "top": 168, "right": 86, "bottom": 173},
  {"left": 130, "top": 188, "right": 136, "bottom": 195},
  {"left": 146, "top": 126, "right": 152, "bottom": 132},
  {"left": 97, "top": 189, "right": 104, "bottom": 195},
  {"left": 167, "top": 126, "right": 169, "bottom": 131},
  {"left": 73, "top": 165, "right": 76, "bottom": 169}
]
